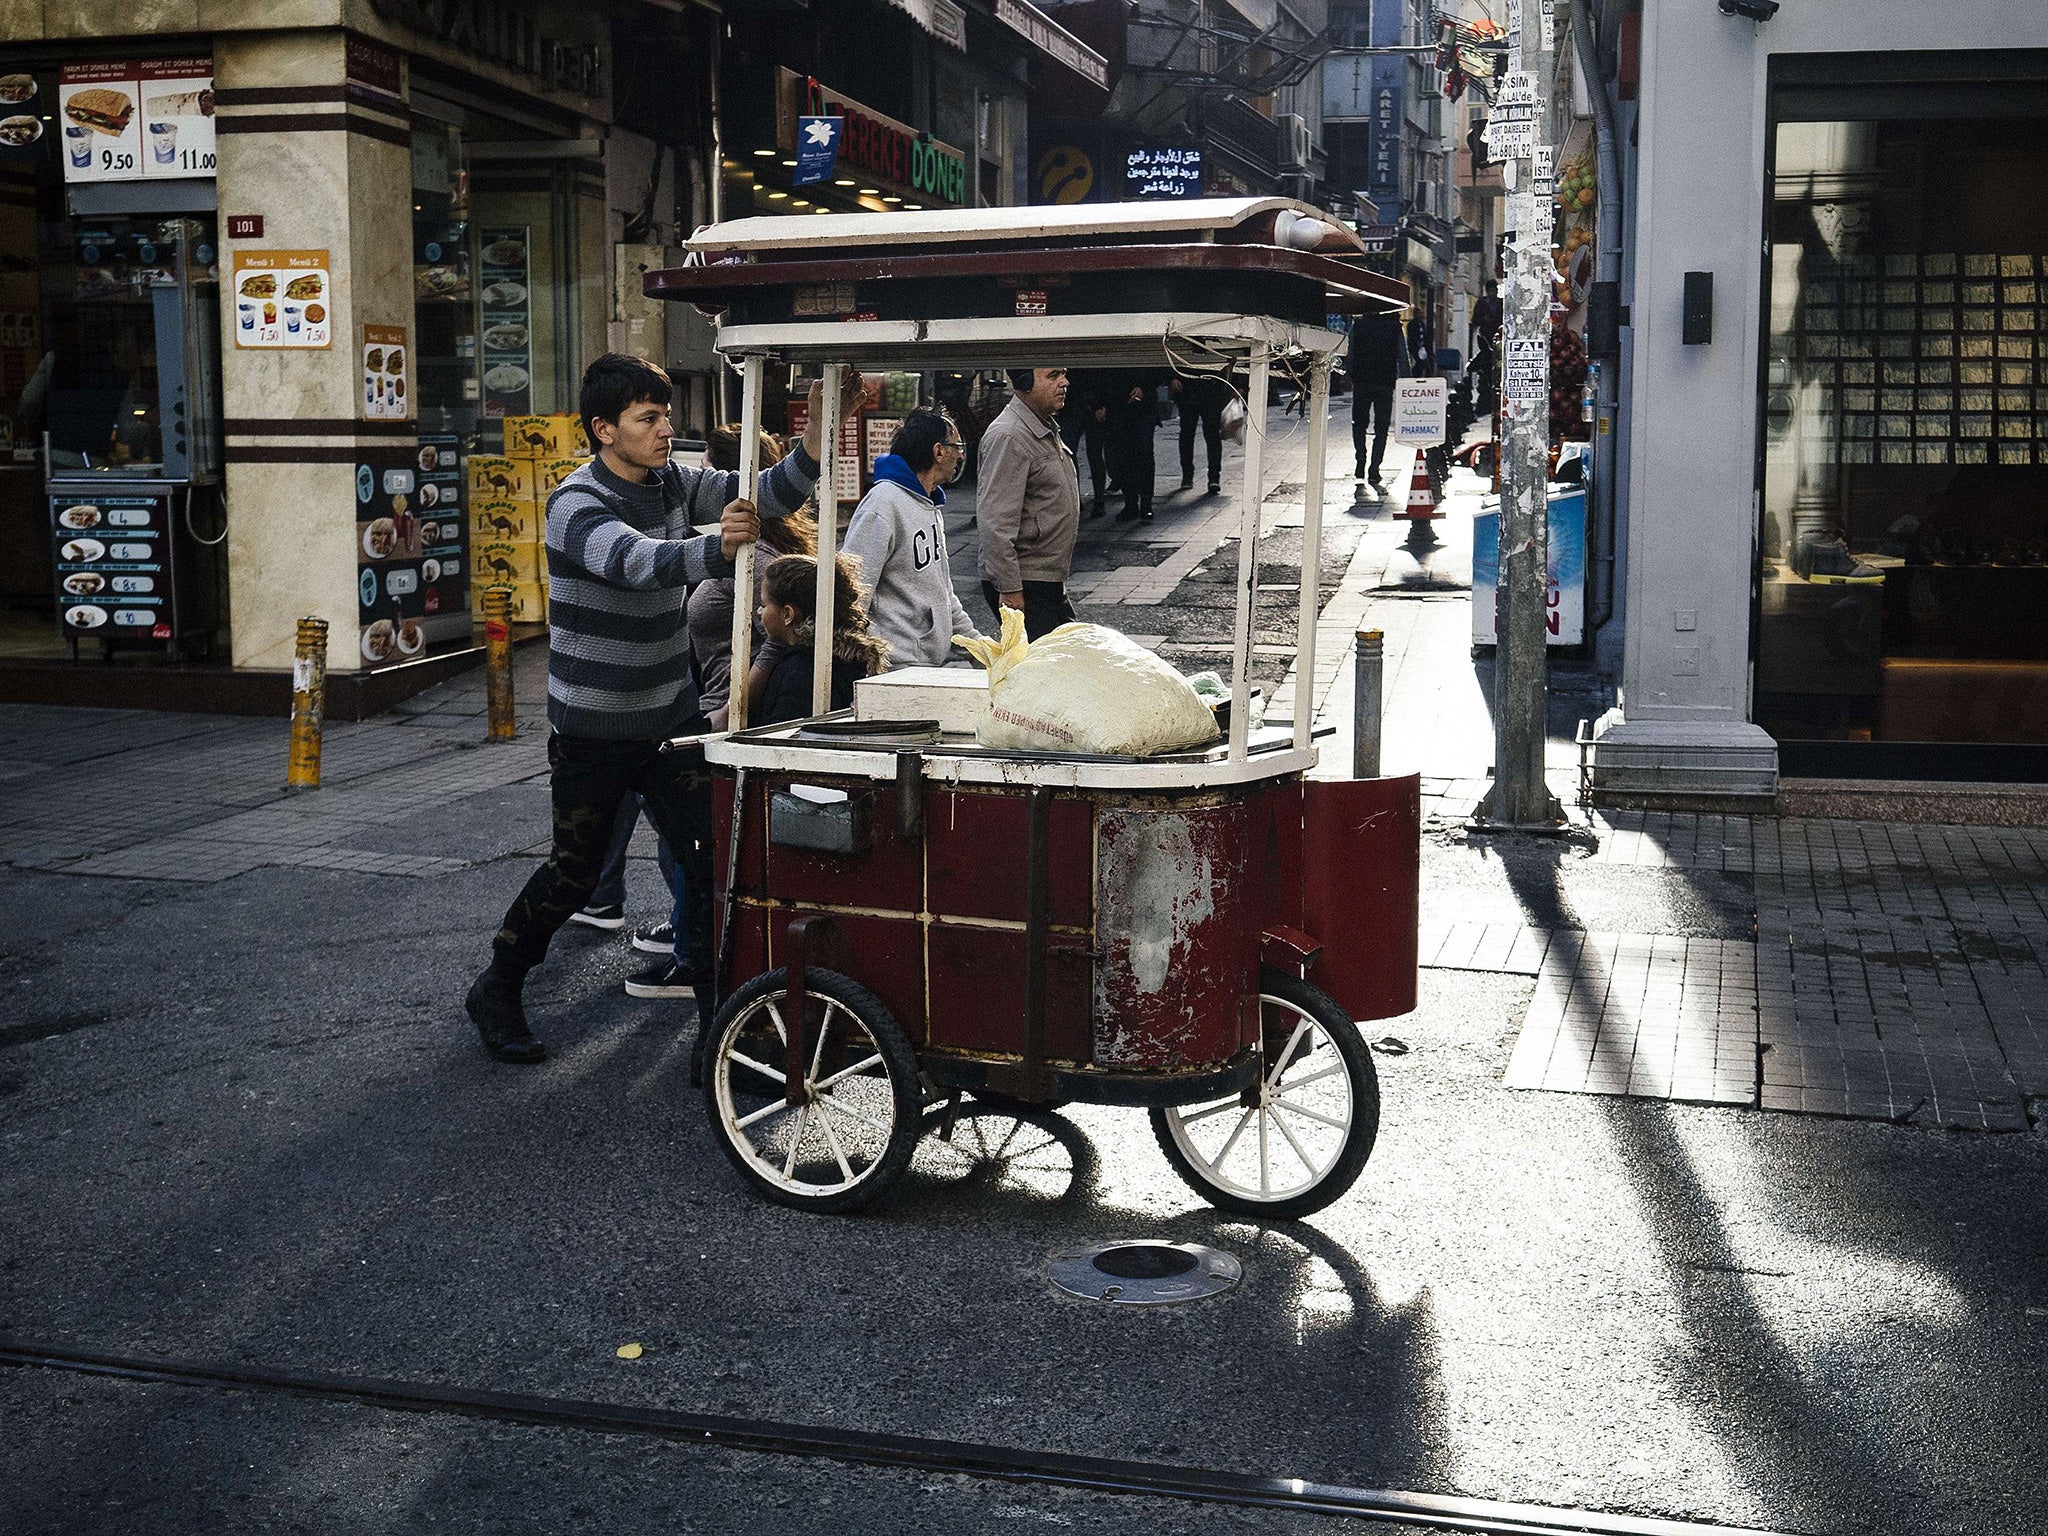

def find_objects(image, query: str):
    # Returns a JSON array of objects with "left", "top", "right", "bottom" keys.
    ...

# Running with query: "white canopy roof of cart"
[{"left": 684, "top": 197, "right": 1363, "bottom": 257}]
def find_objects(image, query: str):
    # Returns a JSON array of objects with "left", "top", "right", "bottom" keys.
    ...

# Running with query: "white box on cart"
[{"left": 853, "top": 666, "right": 989, "bottom": 736}]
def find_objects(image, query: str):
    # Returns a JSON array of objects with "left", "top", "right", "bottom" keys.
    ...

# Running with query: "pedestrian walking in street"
[
  {"left": 1348, "top": 306, "right": 1409, "bottom": 492},
  {"left": 1173, "top": 370, "right": 1229, "bottom": 496},
  {"left": 1106, "top": 372, "right": 1165, "bottom": 523},
  {"left": 1055, "top": 370, "right": 1111, "bottom": 520},
  {"left": 842, "top": 407, "right": 985, "bottom": 668},
  {"left": 977, "top": 366, "right": 1081, "bottom": 641},
  {"left": 756, "top": 553, "right": 890, "bottom": 725},
  {"left": 464, "top": 353, "right": 851, "bottom": 1065}
]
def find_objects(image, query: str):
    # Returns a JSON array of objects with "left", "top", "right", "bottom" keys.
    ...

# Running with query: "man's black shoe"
[
  {"left": 1085, "top": 498, "right": 1106, "bottom": 520},
  {"left": 1179, "top": 474, "right": 1194, "bottom": 492},
  {"left": 1116, "top": 502, "right": 1151, "bottom": 523},
  {"left": 466, "top": 966, "right": 546, "bottom": 1064},
  {"left": 625, "top": 960, "right": 714, "bottom": 998},
  {"left": 1206, "top": 481, "right": 1221, "bottom": 497},
  {"left": 1354, "top": 458, "right": 1366, "bottom": 481}
]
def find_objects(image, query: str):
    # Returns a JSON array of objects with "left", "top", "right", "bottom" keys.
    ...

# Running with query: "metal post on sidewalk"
[
  {"left": 1480, "top": 0, "right": 1563, "bottom": 830},
  {"left": 285, "top": 616, "right": 328, "bottom": 791},
  {"left": 482, "top": 586, "right": 515, "bottom": 742},
  {"left": 1353, "top": 628, "right": 1383, "bottom": 781}
]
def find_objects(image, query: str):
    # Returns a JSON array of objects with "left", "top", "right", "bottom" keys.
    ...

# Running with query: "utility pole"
[{"left": 1480, "top": 0, "right": 1562, "bottom": 828}]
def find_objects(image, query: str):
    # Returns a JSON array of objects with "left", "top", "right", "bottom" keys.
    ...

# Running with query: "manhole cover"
[{"left": 1046, "top": 1241, "right": 1241, "bottom": 1305}]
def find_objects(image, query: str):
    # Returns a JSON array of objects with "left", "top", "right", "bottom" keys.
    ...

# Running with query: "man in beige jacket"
[{"left": 976, "top": 367, "right": 1081, "bottom": 640}]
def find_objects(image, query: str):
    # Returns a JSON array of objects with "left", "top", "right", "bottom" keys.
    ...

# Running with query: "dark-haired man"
[
  {"left": 843, "top": 406, "right": 985, "bottom": 668},
  {"left": 465, "top": 352, "right": 855, "bottom": 1064},
  {"left": 977, "top": 367, "right": 1080, "bottom": 641}
]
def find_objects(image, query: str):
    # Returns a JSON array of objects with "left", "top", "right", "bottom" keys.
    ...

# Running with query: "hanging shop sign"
[
  {"left": 793, "top": 116, "right": 842, "bottom": 188},
  {"left": 1392, "top": 376, "right": 1447, "bottom": 447},
  {"left": 776, "top": 70, "right": 967, "bottom": 206},
  {"left": 231, "top": 250, "right": 332, "bottom": 349},
  {"left": 477, "top": 228, "right": 532, "bottom": 418},
  {"left": 1125, "top": 147, "right": 1202, "bottom": 200},
  {"left": 60, "top": 59, "right": 214, "bottom": 184}
]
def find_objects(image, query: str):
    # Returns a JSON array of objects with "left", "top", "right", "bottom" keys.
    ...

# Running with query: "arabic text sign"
[
  {"left": 1392, "top": 376, "right": 1447, "bottom": 447},
  {"left": 1125, "top": 146, "right": 1202, "bottom": 199}
]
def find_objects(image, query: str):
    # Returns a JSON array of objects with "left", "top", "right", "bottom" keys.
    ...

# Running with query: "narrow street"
[{"left": 3, "top": 398, "right": 2044, "bottom": 1535}]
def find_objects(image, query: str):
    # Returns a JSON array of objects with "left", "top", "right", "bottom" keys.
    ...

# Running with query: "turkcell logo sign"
[{"left": 794, "top": 116, "right": 840, "bottom": 187}]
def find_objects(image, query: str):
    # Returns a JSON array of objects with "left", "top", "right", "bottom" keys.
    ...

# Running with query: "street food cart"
[{"left": 647, "top": 199, "right": 1420, "bottom": 1216}]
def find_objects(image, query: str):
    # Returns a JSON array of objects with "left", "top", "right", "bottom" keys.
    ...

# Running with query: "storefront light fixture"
[
  {"left": 768, "top": 190, "right": 788, "bottom": 200},
  {"left": 815, "top": 207, "right": 831, "bottom": 215},
  {"left": 791, "top": 198, "right": 809, "bottom": 208},
  {"left": 858, "top": 188, "right": 879, "bottom": 196},
  {"left": 835, "top": 178, "right": 856, "bottom": 187},
  {"left": 781, "top": 159, "right": 797, "bottom": 168},
  {"left": 752, "top": 148, "right": 775, "bottom": 156},
  {"left": 883, "top": 196, "right": 902, "bottom": 204}
]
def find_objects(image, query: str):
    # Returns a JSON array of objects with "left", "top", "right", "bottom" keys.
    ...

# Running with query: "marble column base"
[{"left": 1587, "top": 709, "right": 1779, "bottom": 812}]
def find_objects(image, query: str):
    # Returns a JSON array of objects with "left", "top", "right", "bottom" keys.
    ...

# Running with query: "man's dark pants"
[
  {"left": 1057, "top": 412, "right": 1108, "bottom": 507},
  {"left": 1352, "top": 383, "right": 1396, "bottom": 481},
  {"left": 494, "top": 731, "right": 715, "bottom": 980},
  {"left": 1179, "top": 397, "right": 1223, "bottom": 486},
  {"left": 981, "top": 580, "right": 1074, "bottom": 643}
]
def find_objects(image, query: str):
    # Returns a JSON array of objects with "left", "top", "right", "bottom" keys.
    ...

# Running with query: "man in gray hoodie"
[{"left": 843, "top": 407, "right": 986, "bottom": 668}]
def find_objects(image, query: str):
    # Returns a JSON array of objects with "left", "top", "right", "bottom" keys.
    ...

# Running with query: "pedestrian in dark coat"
[{"left": 1347, "top": 309, "right": 1408, "bottom": 490}]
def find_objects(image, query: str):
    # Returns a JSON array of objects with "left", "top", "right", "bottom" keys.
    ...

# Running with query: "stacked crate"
[{"left": 469, "top": 414, "right": 589, "bottom": 626}]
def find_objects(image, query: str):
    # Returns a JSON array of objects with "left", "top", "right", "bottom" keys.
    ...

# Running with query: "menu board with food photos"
[
  {"left": 417, "top": 433, "right": 468, "bottom": 627},
  {"left": 60, "top": 59, "right": 215, "bottom": 184},
  {"left": 363, "top": 323, "right": 408, "bottom": 420},
  {"left": 477, "top": 227, "right": 531, "bottom": 419},
  {"left": 232, "top": 250, "right": 332, "bottom": 349},
  {"left": 0, "top": 70, "right": 44, "bottom": 156},
  {"left": 51, "top": 489, "right": 175, "bottom": 642},
  {"left": 357, "top": 443, "right": 468, "bottom": 668}
]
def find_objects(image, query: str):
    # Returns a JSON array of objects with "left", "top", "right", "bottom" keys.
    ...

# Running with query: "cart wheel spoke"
[
  {"left": 816, "top": 1092, "right": 895, "bottom": 1141},
  {"left": 764, "top": 999, "right": 788, "bottom": 1045},
  {"left": 813, "top": 1052, "right": 885, "bottom": 1093},
  {"left": 1271, "top": 1096, "right": 1348, "bottom": 1132},
  {"left": 734, "top": 1097, "right": 795, "bottom": 1131},
  {"left": 1267, "top": 1096, "right": 1321, "bottom": 1174},
  {"left": 1277, "top": 1060, "right": 1345, "bottom": 1092},
  {"left": 808, "top": 1005, "right": 833, "bottom": 1083},
  {"left": 814, "top": 1095, "right": 857, "bottom": 1183},
  {"left": 1208, "top": 1105, "right": 1257, "bottom": 1173},
  {"left": 1263, "top": 1019, "right": 1313, "bottom": 1092},
  {"left": 780, "top": 1103, "right": 812, "bottom": 1180},
  {"left": 1257, "top": 1105, "right": 1271, "bottom": 1197},
  {"left": 730, "top": 1052, "right": 786, "bottom": 1087},
  {"left": 1175, "top": 1097, "right": 1242, "bottom": 1128}
]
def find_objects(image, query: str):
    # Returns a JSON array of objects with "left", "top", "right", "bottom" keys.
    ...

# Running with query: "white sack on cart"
[{"left": 955, "top": 610, "right": 1222, "bottom": 756}]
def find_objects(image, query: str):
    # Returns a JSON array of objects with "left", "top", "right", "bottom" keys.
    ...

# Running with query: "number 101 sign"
[{"left": 59, "top": 59, "right": 216, "bottom": 185}]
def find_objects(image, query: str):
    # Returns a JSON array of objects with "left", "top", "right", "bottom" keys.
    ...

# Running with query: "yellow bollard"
[
  {"left": 286, "top": 616, "right": 329, "bottom": 790},
  {"left": 482, "top": 586, "right": 516, "bottom": 741}
]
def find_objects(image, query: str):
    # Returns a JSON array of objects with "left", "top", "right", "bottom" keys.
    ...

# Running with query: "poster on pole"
[
  {"left": 1503, "top": 337, "right": 1547, "bottom": 404},
  {"left": 231, "top": 250, "right": 332, "bottom": 349},
  {"left": 1473, "top": 488, "right": 1584, "bottom": 647}
]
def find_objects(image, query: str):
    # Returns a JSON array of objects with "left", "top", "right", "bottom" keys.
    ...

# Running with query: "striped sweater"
[{"left": 543, "top": 448, "right": 818, "bottom": 739}]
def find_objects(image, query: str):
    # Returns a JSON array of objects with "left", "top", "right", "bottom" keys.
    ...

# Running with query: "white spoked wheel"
[
  {"left": 704, "top": 968, "right": 921, "bottom": 1213},
  {"left": 1150, "top": 967, "right": 1379, "bottom": 1219}
]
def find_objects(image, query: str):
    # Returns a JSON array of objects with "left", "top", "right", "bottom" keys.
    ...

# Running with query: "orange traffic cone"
[{"left": 1397, "top": 457, "right": 1439, "bottom": 520}]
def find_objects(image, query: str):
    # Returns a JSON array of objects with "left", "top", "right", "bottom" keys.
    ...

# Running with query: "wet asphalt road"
[{"left": 3, "top": 796, "right": 2047, "bottom": 1535}]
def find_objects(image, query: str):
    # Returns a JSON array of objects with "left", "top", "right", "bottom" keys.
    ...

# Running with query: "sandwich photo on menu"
[{"left": 64, "top": 87, "right": 134, "bottom": 135}]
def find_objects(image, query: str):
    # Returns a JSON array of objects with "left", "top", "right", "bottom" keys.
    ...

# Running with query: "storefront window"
[{"left": 1758, "top": 108, "right": 2048, "bottom": 748}]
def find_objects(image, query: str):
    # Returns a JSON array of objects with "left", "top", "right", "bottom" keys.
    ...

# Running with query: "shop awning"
[{"left": 879, "top": 0, "right": 968, "bottom": 50}]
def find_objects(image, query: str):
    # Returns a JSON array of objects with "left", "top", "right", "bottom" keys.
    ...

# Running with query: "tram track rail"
[{"left": 1, "top": 1336, "right": 1798, "bottom": 1536}]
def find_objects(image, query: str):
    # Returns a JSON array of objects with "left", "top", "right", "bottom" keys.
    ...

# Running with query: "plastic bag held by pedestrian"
[{"left": 955, "top": 610, "right": 1221, "bottom": 756}]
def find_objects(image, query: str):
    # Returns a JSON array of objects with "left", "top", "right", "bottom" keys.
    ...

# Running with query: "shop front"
[
  {"left": 1590, "top": 16, "right": 2048, "bottom": 804},
  {"left": 0, "top": 4, "right": 621, "bottom": 709}
]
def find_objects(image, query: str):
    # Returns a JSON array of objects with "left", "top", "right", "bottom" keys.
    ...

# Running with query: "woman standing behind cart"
[{"left": 841, "top": 408, "right": 985, "bottom": 669}]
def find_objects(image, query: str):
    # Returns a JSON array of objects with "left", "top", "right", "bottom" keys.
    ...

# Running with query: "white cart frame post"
[
  {"left": 1227, "top": 350, "right": 1273, "bottom": 762},
  {"left": 811, "top": 363, "right": 845, "bottom": 717},
  {"left": 728, "top": 353, "right": 766, "bottom": 733},
  {"left": 1294, "top": 357, "right": 1331, "bottom": 755}
]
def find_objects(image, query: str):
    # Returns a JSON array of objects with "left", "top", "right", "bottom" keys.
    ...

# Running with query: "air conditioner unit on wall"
[{"left": 1278, "top": 113, "right": 1312, "bottom": 171}]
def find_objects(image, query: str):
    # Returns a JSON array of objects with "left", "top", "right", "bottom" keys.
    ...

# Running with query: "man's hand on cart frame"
[
  {"left": 799, "top": 370, "right": 865, "bottom": 462},
  {"left": 720, "top": 497, "right": 761, "bottom": 561}
]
